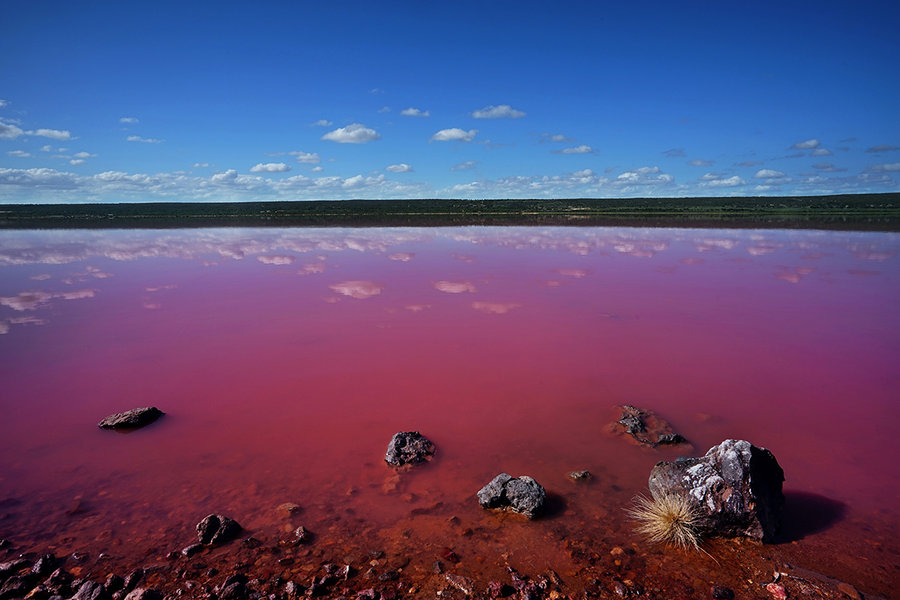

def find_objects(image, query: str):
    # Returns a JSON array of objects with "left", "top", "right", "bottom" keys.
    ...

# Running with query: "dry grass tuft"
[{"left": 627, "top": 493, "right": 703, "bottom": 551}]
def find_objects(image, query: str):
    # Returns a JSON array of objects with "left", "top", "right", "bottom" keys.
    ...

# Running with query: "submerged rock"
[
  {"left": 196, "top": 514, "right": 242, "bottom": 545},
  {"left": 567, "top": 470, "right": 592, "bottom": 481},
  {"left": 384, "top": 431, "right": 435, "bottom": 466},
  {"left": 648, "top": 439, "right": 785, "bottom": 542},
  {"left": 98, "top": 407, "right": 164, "bottom": 431},
  {"left": 477, "top": 473, "right": 546, "bottom": 519},
  {"left": 612, "top": 405, "right": 688, "bottom": 448}
]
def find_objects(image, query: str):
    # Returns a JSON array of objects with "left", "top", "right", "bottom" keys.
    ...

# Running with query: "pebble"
[{"left": 765, "top": 583, "right": 787, "bottom": 600}]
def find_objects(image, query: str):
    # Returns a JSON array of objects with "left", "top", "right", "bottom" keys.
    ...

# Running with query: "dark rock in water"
[
  {"left": 384, "top": 431, "right": 435, "bottom": 466},
  {"left": 477, "top": 473, "right": 546, "bottom": 519},
  {"left": 280, "top": 526, "right": 312, "bottom": 546},
  {"left": 567, "top": 470, "right": 591, "bottom": 481},
  {"left": 648, "top": 439, "right": 785, "bottom": 542},
  {"left": 123, "top": 589, "right": 163, "bottom": 600},
  {"left": 612, "top": 405, "right": 688, "bottom": 448},
  {"left": 0, "top": 573, "right": 37, "bottom": 600},
  {"left": 71, "top": 580, "right": 111, "bottom": 600},
  {"left": 98, "top": 407, "right": 164, "bottom": 431},
  {"left": 196, "top": 514, "right": 242, "bottom": 545}
]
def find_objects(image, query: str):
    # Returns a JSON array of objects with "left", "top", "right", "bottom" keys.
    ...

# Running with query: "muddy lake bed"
[{"left": 1, "top": 225, "right": 898, "bottom": 599}]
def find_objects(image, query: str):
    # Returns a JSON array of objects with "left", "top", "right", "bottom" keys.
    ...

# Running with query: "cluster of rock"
[
  {"left": 0, "top": 555, "right": 160, "bottom": 600},
  {"left": 476, "top": 473, "right": 547, "bottom": 519}
]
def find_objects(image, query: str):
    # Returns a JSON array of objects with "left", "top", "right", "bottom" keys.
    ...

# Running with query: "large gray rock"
[
  {"left": 98, "top": 407, "right": 164, "bottom": 430},
  {"left": 648, "top": 439, "right": 784, "bottom": 542},
  {"left": 384, "top": 431, "right": 435, "bottom": 466},
  {"left": 196, "top": 514, "right": 242, "bottom": 545},
  {"left": 477, "top": 473, "right": 546, "bottom": 519}
]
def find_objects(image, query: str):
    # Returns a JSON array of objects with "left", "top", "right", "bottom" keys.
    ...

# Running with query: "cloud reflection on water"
[{"left": 329, "top": 281, "right": 384, "bottom": 299}]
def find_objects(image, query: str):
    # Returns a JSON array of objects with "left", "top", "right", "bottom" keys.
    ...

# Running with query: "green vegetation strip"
[{"left": 0, "top": 193, "right": 897, "bottom": 231}]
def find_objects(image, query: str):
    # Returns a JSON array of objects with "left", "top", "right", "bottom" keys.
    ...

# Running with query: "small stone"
[
  {"left": 567, "top": 470, "right": 591, "bottom": 481},
  {"left": 280, "top": 526, "right": 312, "bottom": 546},
  {"left": 98, "top": 407, "right": 164, "bottom": 430},
  {"left": 836, "top": 583, "right": 860, "bottom": 600},
  {"left": 123, "top": 589, "right": 163, "bottom": 600},
  {"left": 196, "top": 514, "right": 242, "bottom": 545},
  {"left": 765, "top": 583, "right": 787, "bottom": 600},
  {"left": 432, "top": 561, "right": 444, "bottom": 574},
  {"left": 711, "top": 586, "right": 734, "bottom": 600},
  {"left": 276, "top": 503, "right": 301, "bottom": 514},
  {"left": 609, "top": 546, "right": 624, "bottom": 556},
  {"left": 180, "top": 544, "right": 203, "bottom": 557},
  {"left": 384, "top": 431, "right": 435, "bottom": 466},
  {"left": 445, "top": 573, "right": 474, "bottom": 596},
  {"left": 613, "top": 581, "right": 628, "bottom": 597}
]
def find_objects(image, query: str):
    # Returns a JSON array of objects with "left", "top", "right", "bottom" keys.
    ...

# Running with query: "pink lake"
[{"left": 0, "top": 226, "right": 898, "bottom": 595}]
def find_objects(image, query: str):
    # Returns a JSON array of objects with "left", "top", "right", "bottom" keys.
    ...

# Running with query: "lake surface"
[{"left": 1, "top": 226, "right": 898, "bottom": 595}]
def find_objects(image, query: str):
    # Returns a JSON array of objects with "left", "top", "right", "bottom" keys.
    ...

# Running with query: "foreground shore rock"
[
  {"left": 477, "top": 473, "right": 546, "bottom": 519},
  {"left": 98, "top": 407, "right": 164, "bottom": 430},
  {"left": 384, "top": 431, "right": 435, "bottom": 466},
  {"left": 648, "top": 438, "right": 785, "bottom": 542}
]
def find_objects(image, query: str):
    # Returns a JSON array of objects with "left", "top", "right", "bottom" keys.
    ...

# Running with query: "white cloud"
[
  {"left": 257, "top": 254, "right": 295, "bottom": 265},
  {"left": 400, "top": 107, "right": 430, "bottom": 117},
  {"left": 378, "top": 106, "right": 391, "bottom": 113},
  {"left": 791, "top": 139, "right": 820, "bottom": 150},
  {"left": 614, "top": 166, "right": 674, "bottom": 186},
  {"left": 321, "top": 123, "right": 381, "bottom": 144},
  {"left": 250, "top": 162, "right": 291, "bottom": 173},
  {"left": 867, "top": 162, "right": 900, "bottom": 172},
  {"left": 127, "top": 135, "right": 163, "bottom": 143},
  {"left": 754, "top": 169, "right": 787, "bottom": 179},
  {"left": 451, "top": 160, "right": 477, "bottom": 171},
  {"left": 555, "top": 144, "right": 593, "bottom": 154},
  {"left": 0, "top": 99, "right": 7, "bottom": 108},
  {"left": 7, "top": 150, "right": 31, "bottom": 158},
  {"left": 700, "top": 175, "right": 746, "bottom": 187},
  {"left": 431, "top": 128, "right": 477, "bottom": 142},
  {"left": 119, "top": 117, "right": 139, "bottom": 124},
  {"left": 310, "top": 166, "right": 324, "bottom": 173},
  {"left": 312, "top": 119, "right": 333, "bottom": 127},
  {"left": 434, "top": 281, "right": 476, "bottom": 293},
  {"left": 688, "top": 158, "right": 713, "bottom": 166},
  {"left": 471, "top": 104, "right": 526, "bottom": 119},
  {"left": 193, "top": 162, "right": 210, "bottom": 168},
  {"left": 540, "top": 133, "right": 573, "bottom": 143},
  {"left": 810, "top": 148, "right": 833, "bottom": 156},
  {"left": 289, "top": 151, "right": 321, "bottom": 164},
  {"left": 0, "top": 121, "right": 25, "bottom": 139},
  {"left": 32, "top": 128, "right": 72, "bottom": 140},
  {"left": 73, "top": 151, "right": 95, "bottom": 159},
  {"left": 386, "top": 163, "right": 413, "bottom": 173},
  {"left": 330, "top": 280, "right": 384, "bottom": 299},
  {"left": 69, "top": 159, "right": 85, "bottom": 165}
]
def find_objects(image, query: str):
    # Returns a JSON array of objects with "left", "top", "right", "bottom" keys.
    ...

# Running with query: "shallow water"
[{"left": 1, "top": 226, "right": 898, "bottom": 594}]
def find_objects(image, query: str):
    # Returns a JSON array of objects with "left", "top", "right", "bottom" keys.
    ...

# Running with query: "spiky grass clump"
[{"left": 627, "top": 493, "right": 703, "bottom": 551}]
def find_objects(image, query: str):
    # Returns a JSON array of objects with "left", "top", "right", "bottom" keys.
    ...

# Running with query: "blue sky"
[{"left": 2, "top": 1, "right": 899, "bottom": 203}]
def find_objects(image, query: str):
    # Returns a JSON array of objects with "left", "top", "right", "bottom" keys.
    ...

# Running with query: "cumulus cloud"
[
  {"left": 866, "top": 144, "right": 900, "bottom": 153},
  {"left": 401, "top": 107, "right": 430, "bottom": 117},
  {"left": 790, "top": 139, "right": 820, "bottom": 150},
  {"left": 867, "top": 162, "right": 900, "bottom": 172},
  {"left": 0, "top": 121, "right": 26, "bottom": 139},
  {"left": 471, "top": 104, "right": 525, "bottom": 119},
  {"left": 735, "top": 160, "right": 763, "bottom": 167},
  {"left": 127, "top": 135, "right": 163, "bottom": 143},
  {"left": 433, "top": 280, "right": 476, "bottom": 293},
  {"left": 7, "top": 150, "right": 31, "bottom": 158},
  {"left": 250, "top": 162, "right": 291, "bottom": 173},
  {"left": 754, "top": 169, "right": 787, "bottom": 179},
  {"left": 321, "top": 123, "right": 381, "bottom": 144},
  {"left": 431, "top": 128, "right": 477, "bottom": 142},
  {"left": 700, "top": 175, "right": 746, "bottom": 187},
  {"left": 472, "top": 301, "right": 520, "bottom": 314},
  {"left": 73, "top": 151, "right": 95, "bottom": 159},
  {"left": 811, "top": 163, "right": 847, "bottom": 172},
  {"left": 119, "top": 117, "right": 139, "bottom": 124},
  {"left": 329, "top": 280, "right": 384, "bottom": 299},
  {"left": 688, "top": 159, "right": 713, "bottom": 166},
  {"left": 451, "top": 161, "right": 477, "bottom": 171},
  {"left": 555, "top": 145, "right": 593, "bottom": 154},
  {"left": 290, "top": 151, "right": 321, "bottom": 164},
  {"left": 257, "top": 254, "right": 296, "bottom": 264},
  {"left": 614, "top": 166, "right": 674, "bottom": 186},
  {"left": 312, "top": 119, "right": 333, "bottom": 127},
  {"left": 810, "top": 148, "right": 833, "bottom": 156},
  {"left": 193, "top": 162, "right": 210, "bottom": 168},
  {"left": 386, "top": 163, "right": 413, "bottom": 173},
  {"left": 33, "top": 128, "right": 73, "bottom": 140}
]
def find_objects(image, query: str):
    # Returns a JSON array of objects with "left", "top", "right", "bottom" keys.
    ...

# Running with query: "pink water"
[{"left": 1, "top": 226, "right": 898, "bottom": 592}]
